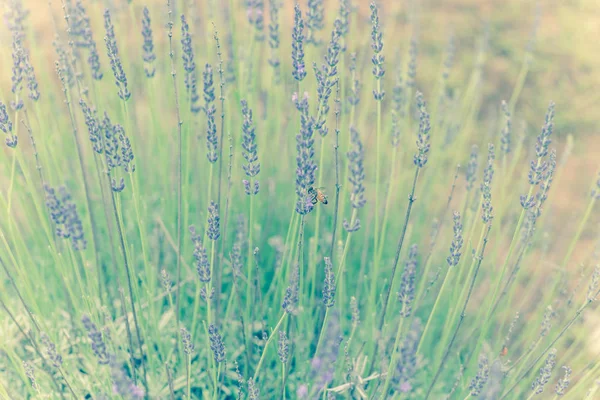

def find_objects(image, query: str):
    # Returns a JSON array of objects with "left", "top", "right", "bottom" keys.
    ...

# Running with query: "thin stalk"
[
  {"left": 314, "top": 308, "right": 330, "bottom": 358},
  {"left": 371, "top": 79, "right": 383, "bottom": 315},
  {"left": 369, "top": 167, "right": 420, "bottom": 374},
  {"left": 253, "top": 312, "right": 287, "bottom": 382},
  {"left": 416, "top": 266, "right": 452, "bottom": 355},
  {"left": 167, "top": 3, "right": 184, "bottom": 359},
  {"left": 380, "top": 317, "right": 406, "bottom": 398},
  {"left": 245, "top": 188, "right": 255, "bottom": 349},
  {"left": 109, "top": 187, "right": 147, "bottom": 392},
  {"left": 329, "top": 83, "right": 342, "bottom": 262},
  {"left": 119, "top": 286, "right": 137, "bottom": 385},
  {"left": 424, "top": 224, "right": 492, "bottom": 399},
  {"left": 185, "top": 352, "right": 191, "bottom": 399},
  {"left": 166, "top": 363, "right": 176, "bottom": 400},
  {"left": 378, "top": 168, "right": 420, "bottom": 331},
  {"left": 213, "top": 26, "right": 227, "bottom": 324}
]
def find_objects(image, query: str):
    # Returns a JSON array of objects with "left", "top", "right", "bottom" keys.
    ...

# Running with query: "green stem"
[
  {"left": 253, "top": 312, "right": 287, "bottom": 382},
  {"left": 380, "top": 317, "right": 406, "bottom": 399},
  {"left": 424, "top": 224, "right": 492, "bottom": 399}
]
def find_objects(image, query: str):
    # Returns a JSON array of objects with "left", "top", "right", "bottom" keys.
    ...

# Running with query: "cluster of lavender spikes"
[
  {"left": 469, "top": 354, "right": 490, "bottom": 396},
  {"left": 293, "top": 93, "right": 317, "bottom": 215},
  {"left": 306, "top": 0, "right": 325, "bottom": 46},
  {"left": 141, "top": 7, "right": 156, "bottom": 78},
  {"left": 104, "top": 9, "right": 130, "bottom": 101},
  {"left": 101, "top": 112, "right": 135, "bottom": 192},
  {"left": 322, "top": 257, "right": 336, "bottom": 307},
  {"left": 208, "top": 324, "right": 226, "bottom": 363},
  {"left": 0, "top": 101, "right": 17, "bottom": 148},
  {"left": 204, "top": 64, "right": 218, "bottom": 163},
  {"left": 241, "top": 99, "right": 260, "bottom": 195},
  {"left": 81, "top": 314, "right": 109, "bottom": 365},
  {"left": 207, "top": 200, "right": 221, "bottom": 241},
  {"left": 181, "top": 14, "right": 201, "bottom": 114},
  {"left": 414, "top": 91, "right": 431, "bottom": 168},
  {"left": 481, "top": 144, "right": 495, "bottom": 224},
  {"left": 190, "top": 225, "right": 210, "bottom": 284},
  {"left": 69, "top": 1, "right": 102, "bottom": 81},
  {"left": 370, "top": 2, "right": 385, "bottom": 100},
  {"left": 446, "top": 211, "right": 463, "bottom": 267},
  {"left": 267, "top": 0, "right": 281, "bottom": 82},
  {"left": 313, "top": 18, "right": 342, "bottom": 136},
  {"left": 398, "top": 244, "right": 418, "bottom": 318},
  {"left": 44, "top": 185, "right": 87, "bottom": 251},
  {"left": 531, "top": 348, "right": 557, "bottom": 394},
  {"left": 291, "top": 4, "right": 306, "bottom": 82}
]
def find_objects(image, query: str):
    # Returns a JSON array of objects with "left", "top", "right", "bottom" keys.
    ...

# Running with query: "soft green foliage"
[{"left": 0, "top": 0, "right": 599, "bottom": 399}]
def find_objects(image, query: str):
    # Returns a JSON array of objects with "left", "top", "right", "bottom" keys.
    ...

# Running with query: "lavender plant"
[{"left": 0, "top": 2, "right": 598, "bottom": 399}]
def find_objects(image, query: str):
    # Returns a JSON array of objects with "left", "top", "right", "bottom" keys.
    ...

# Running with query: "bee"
[
  {"left": 500, "top": 346, "right": 508, "bottom": 357},
  {"left": 308, "top": 187, "right": 328, "bottom": 205}
]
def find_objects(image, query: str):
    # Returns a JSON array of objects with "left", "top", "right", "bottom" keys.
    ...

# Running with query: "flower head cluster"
[
  {"left": 102, "top": 112, "right": 135, "bottom": 192},
  {"left": 338, "top": 0, "right": 350, "bottom": 49},
  {"left": 531, "top": 349, "right": 557, "bottom": 395},
  {"left": 413, "top": 91, "right": 431, "bottom": 168},
  {"left": 54, "top": 40, "right": 75, "bottom": 91},
  {"left": 190, "top": 225, "right": 210, "bottom": 283},
  {"left": 208, "top": 324, "right": 226, "bottom": 363},
  {"left": 391, "top": 67, "right": 404, "bottom": 147},
  {"left": 469, "top": 354, "right": 490, "bottom": 396},
  {"left": 104, "top": 9, "right": 130, "bottom": 101},
  {"left": 79, "top": 99, "right": 102, "bottom": 154},
  {"left": 181, "top": 14, "right": 201, "bottom": 113},
  {"left": 291, "top": 5, "right": 306, "bottom": 81},
  {"left": 306, "top": 0, "right": 324, "bottom": 46},
  {"left": 394, "top": 318, "right": 422, "bottom": 392},
  {"left": 110, "top": 357, "right": 144, "bottom": 399},
  {"left": 466, "top": 145, "right": 479, "bottom": 191},
  {"left": 294, "top": 95, "right": 317, "bottom": 215},
  {"left": 282, "top": 263, "right": 300, "bottom": 313},
  {"left": 398, "top": 244, "right": 418, "bottom": 317},
  {"left": 267, "top": 0, "right": 281, "bottom": 81},
  {"left": 322, "top": 257, "right": 336, "bottom": 308},
  {"left": 82, "top": 314, "right": 109, "bottom": 364},
  {"left": 370, "top": 2, "right": 385, "bottom": 100},
  {"left": 180, "top": 327, "right": 195, "bottom": 355},
  {"left": 313, "top": 18, "right": 342, "bottom": 135},
  {"left": 527, "top": 102, "right": 555, "bottom": 187},
  {"left": 0, "top": 102, "right": 17, "bottom": 148},
  {"left": 347, "top": 127, "right": 366, "bottom": 209},
  {"left": 407, "top": 35, "right": 418, "bottom": 89},
  {"left": 70, "top": 1, "right": 102, "bottom": 81},
  {"left": 45, "top": 185, "right": 87, "bottom": 251},
  {"left": 500, "top": 100, "right": 511, "bottom": 154},
  {"left": 446, "top": 212, "right": 463, "bottom": 267},
  {"left": 41, "top": 333, "right": 63, "bottom": 368},
  {"left": 241, "top": 99, "right": 260, "bottom": 195},
  {"left": 204, "top": 64, "right": 218, "bottom": 163},
  {"left": 23, "top": 361, "right": 38, "bottom": 392},
  {"left": 555, "top": 366, "right": 571, "bottom": 396},
  {"left": 481, "top": 144, "right": 495, "bottom": 223},
  {"left": 141, "top": 7, "right": 156, "bottom": 78},
  {"left": 278, "top": 331, "right": 289, "bottom": 364},
  {"left": 207, "top": 200, "right": 220, "bottom": 241}
]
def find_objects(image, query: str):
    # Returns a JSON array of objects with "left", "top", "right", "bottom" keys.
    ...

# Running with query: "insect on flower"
[{"left": 308, "top": 187, "right": 328, "bottom": 205}]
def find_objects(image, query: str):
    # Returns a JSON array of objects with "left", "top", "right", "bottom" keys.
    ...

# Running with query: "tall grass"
[{"left": 0, "top": 0, "right": 599, "bottom": 399}]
